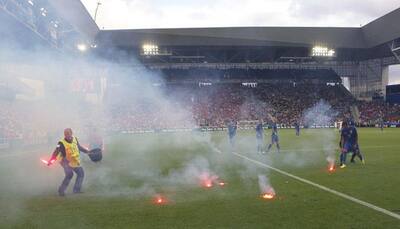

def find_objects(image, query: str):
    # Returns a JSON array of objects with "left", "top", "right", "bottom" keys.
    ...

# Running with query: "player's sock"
[
  {"left": 350, "top": 153, "right": 356, "bottom": 163},
  {"left": 267, "top": 144, "right": 272, "bottom": 152},
  {"left": 277, "top": 144, "right": 280, "bottom": 153},
  {"left": 259, "top": 144, "right": 264, "bottom": 153},
  {"left": 358, "top": 154, "right": 365, "bottom": 164},
  {"left": 340, "top": 153, "right": 347, "bottom": 165},
  {"left": 340, "top": 153, "right": 346, "bottom": 168}
]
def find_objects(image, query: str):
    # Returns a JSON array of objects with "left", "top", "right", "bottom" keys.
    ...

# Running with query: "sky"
[
  {"left": 389, "top": 65, "right": 400, "bottom": 85},
  {"left": 81, "top": 0, "right": 399, "bottom": 29}
]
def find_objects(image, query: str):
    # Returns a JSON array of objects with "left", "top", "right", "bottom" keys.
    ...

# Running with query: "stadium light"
[
  {"left": 28, "top": 0, "right": 34, "bottom": 6},
  {"left": 199, "top": 82, "right": 212, "bottom": 87},
  {"left": 51, "top": 21, "right": 59, "bottom": 28},
  {"left": 40, "top": 8, "right": 47, "bottom": 17},
  {"left": 311, "top": 46, "right": 335, "bottom": 57},
  {"left": 77, "top": 44, "right": 88, "bottom": 52},
  {"left": 142, "top": 44, "right": 159, "bottom": 55},
  {"left": 242, "top": 82, "right": 257, "bottom": 88}
]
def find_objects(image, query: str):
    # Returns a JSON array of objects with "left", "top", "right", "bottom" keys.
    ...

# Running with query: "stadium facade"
[{"left": 1, "top": 0, "right": 400, "bottom": 100}]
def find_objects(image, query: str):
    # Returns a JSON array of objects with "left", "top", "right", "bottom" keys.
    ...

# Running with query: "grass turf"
[{"left": 0, "top": 128, "right": 399, "bottom": 229}]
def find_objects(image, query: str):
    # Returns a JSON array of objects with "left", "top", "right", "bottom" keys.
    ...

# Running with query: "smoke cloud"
[
  {"left": 303, "top": 100, "right": 338, "bottom": 167},
  {"left": 258, "top": 174, "right": 275, "bottom": 196}
]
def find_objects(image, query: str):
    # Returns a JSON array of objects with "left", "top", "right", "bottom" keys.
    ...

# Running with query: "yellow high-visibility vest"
[{"left": 59, "top": 137, "right": 81, "bottom": 167}]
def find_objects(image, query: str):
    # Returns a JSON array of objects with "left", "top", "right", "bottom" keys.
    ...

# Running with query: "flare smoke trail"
[
  {"left": 258, "top": 174, "right": 275, "bottom": 198},
  {"left": 303, "top": 100, "right": 339, "bottom": 168}
]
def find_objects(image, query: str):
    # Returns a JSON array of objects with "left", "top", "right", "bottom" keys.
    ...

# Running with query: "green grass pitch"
[{"left": 0, "top": 128, "right": 399, "bottom": 228}]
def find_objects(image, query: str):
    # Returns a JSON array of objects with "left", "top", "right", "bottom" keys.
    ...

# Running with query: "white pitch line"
[{"left": 232, "top": 151, "right": 400, "bottom": 221}]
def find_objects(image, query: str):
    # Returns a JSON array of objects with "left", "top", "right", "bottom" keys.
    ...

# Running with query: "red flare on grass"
[
  {"left": 199, "top": 172, "right": 218, "bottom": 189},
  {"left": 328, "top": 164, "right": 335, "bottom": 173},
  {"left": 204, "top": 181, "right": 213, "bottom": 188},
  {"left": 153, "top": 195, "right": 168, "bottom": 205},
  {"left": 261, "top": 193, "right": 275, "bottom": 200}
]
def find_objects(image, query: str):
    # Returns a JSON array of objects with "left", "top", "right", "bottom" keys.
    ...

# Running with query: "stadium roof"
[
  {"left": 3, "top": 1, "right": 399, "bottom": 52},
  {"left": 49, "top": 0, "right": 99, "bottom": 41},
  {"left": 0, "top": 0, "right": 99, "bottom": 48},
  {"left": 96, "top": 7, "right": 400, "bottom": 49},
  {"left": 97, "top": 27, "right": 365, "bottom": 49}
]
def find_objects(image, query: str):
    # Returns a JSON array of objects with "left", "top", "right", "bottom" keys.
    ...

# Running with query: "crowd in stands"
[
  {"left": 108, "top": 100, "right": 194, "bottom": 131},
  {"left": 107, "top": 82, "right": 358, "bottom": 130},
  {"left": 0, "top": 101, "right": 22, "bottom": 140},
  {"left": 358, "top": 101, "right": 400, "bottom": 125},
  {"left": 186, "top": 83, "right": 354, "bottom": 127},
  {"left": 107, "top": 82, "right": 400, "bottom": 131},
  {"left": 0, "top": 100, "right": 67, "bottom": 146},
  {"left": 2, "top": 83, "right": 400, "bottom": 143}
]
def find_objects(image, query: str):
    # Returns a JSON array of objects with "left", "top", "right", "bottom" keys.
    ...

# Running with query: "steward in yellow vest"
[{"left": 48, "top": 128, "right": 90, "bottom": 196}]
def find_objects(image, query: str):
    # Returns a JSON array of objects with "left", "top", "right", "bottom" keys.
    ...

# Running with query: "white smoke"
[
  {"left": 258, "top": 174, "right": 275, "bottom": 196},
  {"left": 302, "top": 100, "right": 338, "bottom": 167},
  {"left": 302, "top": 100, "right": 338, "bottom": 127},
  {"left": 166, "top": 156, "right": 217, "bottom": 187}
]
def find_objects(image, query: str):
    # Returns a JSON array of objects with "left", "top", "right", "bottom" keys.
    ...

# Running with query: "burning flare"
[
  {"left": 258, "top": 174, "right": 276, "bottom": 200},
  {"left": 326, "top": 156, "right": 335, "bottom": 173},
  {"left": 153, "top": 195, "right": 167, "bottom": 205},
  {"left": 328, "top": 164, "right": 335, "bottom": 173},
  {"left": 204, "top": 181, "right": 213, "bottom": 188},
  {"left": 199, "top": 172, "right": 219, "bottom": 189},
  {"left": 261, "top": 193, "right": 275, "bottom": 199},
  {"left": 41, "top": 158, "right": 55, "bottom": 166}
]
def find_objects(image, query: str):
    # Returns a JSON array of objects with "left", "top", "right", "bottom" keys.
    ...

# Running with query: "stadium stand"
[{"left": 107, "top": 81, "right": 354, "bottom": 131}]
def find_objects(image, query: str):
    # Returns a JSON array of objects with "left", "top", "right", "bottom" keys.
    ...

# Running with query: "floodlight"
[
  {"left": 40, "top": 7, "right": 47, "bottom": 17},
  {"left": 142, "top": 44, "right": 159, "bottom": 55},
  {"left": 312, "top": 46, "right": 335, "bottom": 57},
  {"left": 77, "top": 44, "right": 88, "bottom": 52}
]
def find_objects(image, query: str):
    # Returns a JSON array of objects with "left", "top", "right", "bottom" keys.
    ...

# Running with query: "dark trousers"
[{"left": 58, "top": 161, "right": 84, "bottom": 194}]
